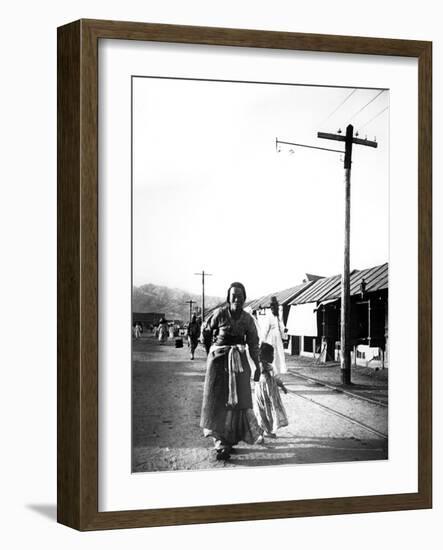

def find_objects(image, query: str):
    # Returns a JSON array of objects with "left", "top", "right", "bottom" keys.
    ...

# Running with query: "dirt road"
[{"left": 132, "top": 335, "right": 388, "bottom": 472}]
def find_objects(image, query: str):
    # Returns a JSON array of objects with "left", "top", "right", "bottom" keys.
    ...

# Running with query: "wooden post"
[
  {"left": 202, "top": 270, "right": 205, "bottom": 321},
  {"left": 194, "top": 270, "right": 212, "bottom": 321},
  {"left": 314, "top": 124, "right": 377, "bottom": 386},
  {"left": 368, "top": 297, "right": 372, "bottom": 348},
  {"left": 341, "top": 124, "right": 353, "bottom": 385}
]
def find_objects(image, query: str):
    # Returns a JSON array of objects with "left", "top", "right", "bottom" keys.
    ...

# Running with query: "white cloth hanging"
[{"left": 286, "top": 303, "right": 318, "bottom": 336}]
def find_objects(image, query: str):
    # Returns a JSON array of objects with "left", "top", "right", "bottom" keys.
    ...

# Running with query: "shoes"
[
  {"left": 265, "top": 432, "right": 277, "bottom": 438},
  {"left": 256, "top": 435, "right": 265, "bottom": 445},
  {"left": 216, "top": 448, "right": 231, "bottom": 461}
]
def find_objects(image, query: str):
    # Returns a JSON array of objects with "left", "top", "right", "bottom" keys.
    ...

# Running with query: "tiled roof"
[
  {"left": 288, "top": 274, "right": 342, "bottom": 305},
  {"left": 288, "top": 262, "right": 388, "bottom": 305},
  {"left": 247, "top": 281, "right": 314, "bottom": 310},
  {"left": 322, "top": 262, "right": 388, "bottom": 301}
]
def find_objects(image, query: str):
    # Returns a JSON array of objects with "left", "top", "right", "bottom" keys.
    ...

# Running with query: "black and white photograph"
[
  {"left": 131, "top": 76, "right": 389, "bottom": 472},
  {"left": 1, "top": 0, "right": 438, "bottom": 543}
]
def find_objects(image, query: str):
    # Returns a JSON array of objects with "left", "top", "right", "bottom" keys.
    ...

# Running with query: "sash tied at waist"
[{"left": 210, "top": 344, "right": 245, "bottom": 407}]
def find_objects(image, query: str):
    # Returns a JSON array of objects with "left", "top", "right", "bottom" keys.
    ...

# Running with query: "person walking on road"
[
  {"left": 158, "top": 318, "right": 168, "bottom": 344},
  {"left": 254, "top": 342, "right": 288, "bottom": 438},
  {"left": 187, "top": 314, "right": 201, "bottom": 360},
  {"left": 200, "top": 282, "right": 263, "bottom": 461},
  {"left": 261, "top": 296, "right": 288, "bottom": 375},
  {"left": 134, "top": 321, "right": 143, "bottom": 339}
]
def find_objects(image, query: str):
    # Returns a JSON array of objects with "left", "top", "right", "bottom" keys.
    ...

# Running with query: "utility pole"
[
  {"left": 185, "top": 299, "right": 195, "bottom": 323},
  {"left": 318, "top": 124, "right": 377, "bottom": 385},
  {"left": 194, "top": 270, "right": 212, "bottom": 321}
]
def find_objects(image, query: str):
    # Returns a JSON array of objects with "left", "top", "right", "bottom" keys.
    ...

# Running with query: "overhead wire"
[
  {"left": 357, "top": 105, "right": 389, "bottom": 132},
  {"left": 318, "top": 89, "right": 357, "bottom": 128},
  {"left": 349, "top": 90, "right": 385, "bottom": 124}
]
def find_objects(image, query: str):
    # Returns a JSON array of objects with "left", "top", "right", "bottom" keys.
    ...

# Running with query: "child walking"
[{"left": 254, "top": 342, "right": 289, "bottom": 438}]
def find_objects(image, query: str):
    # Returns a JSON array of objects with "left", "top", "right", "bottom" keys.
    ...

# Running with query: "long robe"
[
  {"left": 261, "top": 312, "right": 288, "bottom": 374},
  {"left": 200, "top": 305, "right": 262, "bottom": 446},
  {"left": 254, "top": 361, "right": 288, "bottom": 434},
  {"left": 158, "top": 322, "right": 168, "bottom": 343}
]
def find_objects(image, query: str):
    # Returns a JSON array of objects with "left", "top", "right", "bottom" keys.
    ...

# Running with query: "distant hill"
[{"left": 132, "top": 283, "right": 223, "bottom": 322}]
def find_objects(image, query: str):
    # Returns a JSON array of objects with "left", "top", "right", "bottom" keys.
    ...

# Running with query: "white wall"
[{"left": 1, "top": 1, "right": 441, "bottom": 548}]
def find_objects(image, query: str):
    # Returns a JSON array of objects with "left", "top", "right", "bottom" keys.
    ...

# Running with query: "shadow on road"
[
  {"left": 286, "top": 388, "right": 342, "bottom": 396},
  {"left": 228, "top": 435, "right": 388, "bottom": 467},
  {"left": 133, "top": 434, "right": 388, "bottom": 472}
]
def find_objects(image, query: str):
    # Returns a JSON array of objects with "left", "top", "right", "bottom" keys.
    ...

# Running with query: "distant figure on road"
[
  {"left": 261, "top": 296, "right": 288, "bottom": 375},
  {"left": 158, "top": 318, "right": 168, "bottom": 344},
  {"left": 187, "top": 314, "right": 201, "bottom": 360},
  {"left": 134, "top": 321, "right": 142, "bottom": 339},
  {"left": 254, "top": 342, "right": 288, "bottom": 438},
  {"left": 200, "top": 282, "right": 263, "bottom": 461}
]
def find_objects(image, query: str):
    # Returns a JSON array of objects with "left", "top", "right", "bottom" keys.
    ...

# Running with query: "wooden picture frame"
[{"left": 57, "top": 19, "right": 432, "bottom": 530}]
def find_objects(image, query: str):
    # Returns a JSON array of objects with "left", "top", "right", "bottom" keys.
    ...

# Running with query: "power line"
[
  {"left": 276, "top": 126, "right": 378, "bottom": 384},
  {"left": 317, "top": 125, "right": 377, "bottom": 385},
  {"left": 276, "top": 138, "right": 343, "bottom": 154},
  {"left": 349, "top": 90, "right": 385, "bottom": 123},
  {"left": 319, "top": 89, "right": 357, "bottom": 128},
  {"left": 357, "top": 105, "right": 389, "bottom": 132}
]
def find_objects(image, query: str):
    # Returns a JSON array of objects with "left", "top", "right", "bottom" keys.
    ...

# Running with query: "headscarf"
[{"left": 226, "top": 281, "right": 247, "bottom": 303}]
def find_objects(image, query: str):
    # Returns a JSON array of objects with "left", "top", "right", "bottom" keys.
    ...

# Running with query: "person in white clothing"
[{"left": 261, "top": 296, "right": 288, "bottom": 375}]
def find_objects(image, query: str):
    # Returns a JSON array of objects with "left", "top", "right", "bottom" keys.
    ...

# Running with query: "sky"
[{"left": 132, "top": 77, "right": 389, "bottom": 300}]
